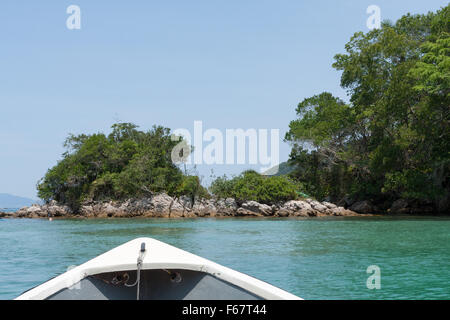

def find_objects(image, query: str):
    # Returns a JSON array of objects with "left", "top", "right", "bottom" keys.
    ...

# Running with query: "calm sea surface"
[{"left": 0, "top": 216, "right": 449, "bottom": 300}]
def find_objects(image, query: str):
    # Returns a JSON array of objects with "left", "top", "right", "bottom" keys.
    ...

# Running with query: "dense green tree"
[
  {"left": 176, "top": 175, "right": 210, "bottom": 203},
  {"left": 286, "top": 5, "right": 449, "bottom": 211},
  {"left": 210, "top": 170, "right": 301, "bottom": 205},
  {"left": 37, "top": 123, "right": 197, "bottom": 211}
]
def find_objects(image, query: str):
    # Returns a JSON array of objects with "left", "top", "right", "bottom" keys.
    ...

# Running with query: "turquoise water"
[{"left": 0, "top": 216, "right": 449, "bottom": 300}]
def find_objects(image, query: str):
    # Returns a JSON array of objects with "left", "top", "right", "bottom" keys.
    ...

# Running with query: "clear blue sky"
[{"left": 0, "top": 0, "right": 447, "bottom": 199}]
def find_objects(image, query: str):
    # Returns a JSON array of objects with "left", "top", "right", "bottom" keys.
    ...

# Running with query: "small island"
[
  {"left": 5, "top": 123, "right": 360, "bottom": 219},
  {"left": 3, "top": 6, "right": 449, "bottom": 219}
]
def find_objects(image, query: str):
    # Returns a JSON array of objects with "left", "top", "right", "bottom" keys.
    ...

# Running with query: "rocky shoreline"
[
  {"left": 2, "top": 194, "right": 442, "bottom": 219},
  {"left": 1, "top": 193, "right": 365, "bottom": 219}
]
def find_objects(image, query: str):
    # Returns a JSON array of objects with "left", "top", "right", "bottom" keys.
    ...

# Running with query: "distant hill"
[
  {"left": 262, "top": 162, "right": 296, "bottom": 176},
  {"left": 0, "top": 193, "right": 38, "bottom": 209}
]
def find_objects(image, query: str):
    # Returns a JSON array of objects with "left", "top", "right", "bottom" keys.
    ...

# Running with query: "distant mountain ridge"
[
  {"left": 0, "top": 193, "right": 38, "bottom": 209},
  {"left": 262, "top": 161, "right": 296, "bottom": 176}
]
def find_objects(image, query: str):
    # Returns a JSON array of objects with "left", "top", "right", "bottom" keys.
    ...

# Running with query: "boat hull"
[
  {"left": 16, "top": 238, "right": 302, "bottom": 300},
  {"left": 47, "top": 269, "right": 263, "bottom": 300}
]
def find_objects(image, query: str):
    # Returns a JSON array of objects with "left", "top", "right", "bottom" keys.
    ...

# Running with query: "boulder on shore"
[
  {"left": 349, "top": 200, "right": 377, "bottom": 214},
  {"left": 389, "top": 199, "right": 435, "bottom": 215},
  {"left": 0, "top": 211, "right": 15, "bottom": 218},
  {"left": 214, "top": 198, "right": 238, "bottom": 216},
  {"left": 280, "top": 200, "right": 313, "bottom": 217},
  {"left": 15, "top": 202, "right": 72, "bottom": 218},
  {"left": 192, "top": 199, "right": 217, "bottom": 217},
  {"left": 389, "top": 199, "right": 410, "bottom": 214},
  {"left": 240, "top": 201, "right": 273, "bottom": 216},
  {"left": 337, "top": 196, "right": 355, "bottom": 209},
  {"left": 150, "top": 193, "right": 173, "bottom": 217},
  {"left": 309, "top": 200, "right": 329, "bottom": 214},
  {"left": 330, "top": 207, "right": 359, "bottom": 216}
]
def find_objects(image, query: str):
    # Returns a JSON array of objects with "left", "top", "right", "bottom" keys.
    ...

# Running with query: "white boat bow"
[{"left": 16, "top": 238, "right": 302, "bottom": 300}]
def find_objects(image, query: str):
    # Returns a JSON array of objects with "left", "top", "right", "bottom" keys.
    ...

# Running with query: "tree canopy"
[
  {"left": 285, "top": 5, "right": 449, "bottom": 211},
  {"left": 210, "top": 170, "right": 302, "bottom": 205},
  {"left": 37, "top": 123, "right": 208, "bottom": 210}
]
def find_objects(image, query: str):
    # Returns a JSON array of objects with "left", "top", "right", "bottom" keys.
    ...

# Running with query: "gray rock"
[
  {"left": 307, "top": 210, "right": 318, "bottom": 217},
  {"left": 283, "top": 200, "right": 312, "bottom": 212},
  {"left": 47, "top": 204, "right": 72, "bottom": 217},
  {"left": 310, "top": 201, "right": 329, "bottom": 213},
  {"left": 205, "top": 200, "right": 219, "bottom": 217},
  {"left": 294, "top": 208, "right": 311, "bottom": 217},
  {"left": 322, "top": 202, "right": 337, "bottom": 209},
  {"left": 271, "top": 205, "right": 278, "bottom": 215},
  {"left": 389, "top": 199, "right": 410, "bottom": 214},
  {"left": 337, "top": 196, "right": 355, "bottom": 208},
  {"left": 15, "top": 204, "right": 43, "bottom": 218},
  {"left": 150, "top": 193, "right": 173, "bottom": 217},
  {"left": 102, "top": 202, "right": 122, "bottom": 217},
  {"left": 125, "top": 198, "right": 153, "bottom": 213},
  {"left": 178, "top": 196, "right": 194, "bottom": 210},
  {"left": 191, "top": 199, "right": 217, "bottom": 217},
  {"left": 331, "top": 207, "right": 359, "bottom": 216},
  {"left": 215, "top": 198, "right": 238, "bottom": 216},
  {"left": 236, "top": 207, "right": 262, "bottom": 217},
  {"left": 170, "top": 199, "right": 186, "bottom": 218},
  {"left": 80, "top": 205, "right": 95, "bottom": 217},
  {"left": 349, "top": 201, "right": 375, "bottom": 214},
  {"left": 241, "top": 201, "right": 273, "bottom": 216},
  {"left": 410, "top": 206, "right": 434, "bottom": 214},
  {"left": 278, "top": 201, "right": 314, "bottom": 217},
  {"left": 0, "top": 211, "right": 15, "bottom": 218},
  {"left": 276, "top": 208, "right": 291, "bottom": 217}
]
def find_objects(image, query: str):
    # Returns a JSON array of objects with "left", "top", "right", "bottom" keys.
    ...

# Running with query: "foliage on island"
[
  {"left": 37, "top": 6, "right": 449, "bottom": 213},
  {"left": 285, "top": 5, "right": 449, "bottom": 211},
  {"left": 210, "top": 170, "right": 302, "bottom": 205},
  {"left": 37, "top": 123, "right": 209, "bottom": 210}
]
